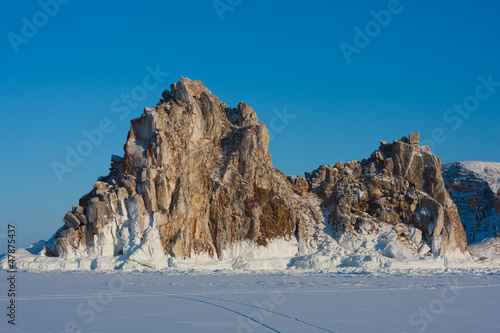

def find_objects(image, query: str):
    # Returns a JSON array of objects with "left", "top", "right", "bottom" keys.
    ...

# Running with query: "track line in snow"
[
  {"left": 164, "top": 294, "right": 281, "bottom": 332},
  {"left": 199, "top": 295, "right": 335, "bottom": 333}
]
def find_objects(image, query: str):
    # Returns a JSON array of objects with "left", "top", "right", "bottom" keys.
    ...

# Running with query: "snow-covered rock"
[
  {"left": 14, "top": 77, "right": 319, "bottom": 270},
  {"left": 443, "top": 161, "right": 500, "bottom": 243},
  {"left": 0, "top": 79, "right": 477, "bottom": 271},
  {"left": 469, "top": 237, "right": 500, "bottom": 265},
  {"left": 303, "top": 134, "right": 468, "bottom": 260}
]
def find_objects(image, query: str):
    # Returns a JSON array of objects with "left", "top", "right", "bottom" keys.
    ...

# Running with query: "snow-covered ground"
[{"left": 1, "top": 268, "right": 499, "bottom": 333}]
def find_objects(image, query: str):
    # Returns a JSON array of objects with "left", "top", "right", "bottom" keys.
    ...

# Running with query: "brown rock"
[
  {"left": 288, "top": 175, "right": 309, "bottom": 195},
  {"left": 52, "top": 77, "right": 318, "bottom": 259},
  {"left": 50, "top": 79, "right": 467, "bottom": 263},
  {"left": 307, "top": 132, "right": 467, "bottom": 255},
  {"left": 62, "top": 212, "right": 80, "bottom": 229},
  {"left": 409, "top": 132, "right": 420, "bottom": 147}
]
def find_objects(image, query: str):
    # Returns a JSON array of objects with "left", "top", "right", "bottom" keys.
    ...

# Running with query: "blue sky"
[{"left": 1, "top": 0, "right": 499, "bottom": 247}]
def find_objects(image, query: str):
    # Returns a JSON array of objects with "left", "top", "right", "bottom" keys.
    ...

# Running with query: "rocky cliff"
[
  {"left": 295, "top": 133, "right": 468, "bottom": 258},
  {"left": 50, "top": 77, "right": 316, "bottom": 263},
  {"left": 39, "top": 77, "right": 468, "bottom": 269}
]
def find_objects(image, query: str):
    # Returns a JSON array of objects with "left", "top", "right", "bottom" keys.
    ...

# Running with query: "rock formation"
[
  {"left": 298, "top": 133, "right": 468, "bottom": 257},
  {"left": 51, "top": 77, "right": 316, "bottom": 261},
  {"left": 45, "top": 77, "right": 468, "bottom": 268}
]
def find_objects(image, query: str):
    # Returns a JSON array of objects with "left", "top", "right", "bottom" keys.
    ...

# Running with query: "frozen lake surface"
[{"left": 1, "top": 268, "right": 500, "bottom": 332}]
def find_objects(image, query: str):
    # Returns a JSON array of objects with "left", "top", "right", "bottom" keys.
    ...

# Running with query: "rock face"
[
  {"left": 48, "top": 77, "right": 468, "bottom": 266},
  {"left": 442, "top": 161, "right": 500, "bottom": 243},
  {"left": 51, "top": 77, "right": 315, "bottom": 260},
  {"left": 302, "top": 134, "right": 468, "bottom": 256}
]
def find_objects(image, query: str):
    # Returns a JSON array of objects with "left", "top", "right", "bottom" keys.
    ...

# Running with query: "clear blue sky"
[{"left": 1, "top": 0, "right": 499, "bottom": 247}]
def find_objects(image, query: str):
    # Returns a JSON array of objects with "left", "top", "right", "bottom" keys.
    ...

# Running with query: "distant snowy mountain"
[{"left": 443, "top": 161, "right": 500, "bottom": 244}]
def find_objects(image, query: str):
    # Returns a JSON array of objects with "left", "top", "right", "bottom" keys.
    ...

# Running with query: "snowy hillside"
[
  {"left": 442, "top": 161, "right": 500, "bottom": 244},
  {"left": 454, "top": 161, "right": 500, "bottom": 192},
  {"left": 469, "top": 237, "right": 500, "bottom": 264}
]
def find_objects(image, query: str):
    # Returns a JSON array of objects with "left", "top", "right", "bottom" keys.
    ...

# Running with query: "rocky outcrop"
[
  {"left": 47, "top": 78, "right": 467, "bottom": 267},
  {"left": 303, "top": 133, "right": 468, "bottom": 256},
  {"left": 51, "top": 77, "right": 316, "bottom": 260}
]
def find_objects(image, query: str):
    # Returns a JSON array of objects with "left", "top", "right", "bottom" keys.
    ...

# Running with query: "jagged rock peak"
[
  {"left": 298, "top": 132, "right": 468, "bottom": 256},
  {"left": 53, "top": 77, "right": 317, "bottom": 262}
]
